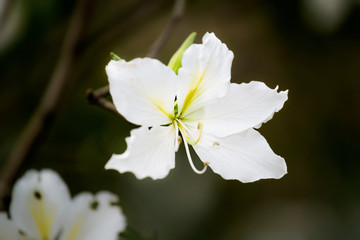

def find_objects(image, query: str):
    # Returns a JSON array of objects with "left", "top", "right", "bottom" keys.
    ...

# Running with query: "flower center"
[{"left": 171, "top": 98, "right": 207, "bottom": 174}]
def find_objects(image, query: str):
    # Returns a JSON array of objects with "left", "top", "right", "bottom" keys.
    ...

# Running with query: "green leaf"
[
  {"left": 110, "top": 52, "right": 121, "bottom": 61},
  {"left": 168, "top": 32, "right": 196, "bottom": 74}
]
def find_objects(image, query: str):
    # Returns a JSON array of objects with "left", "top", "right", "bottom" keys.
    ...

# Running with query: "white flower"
[
  {"left": 0, "top": 169, "right": 126, "bottom": 240},
  {"left": 105, "top": 32, "right": 288, "bottom": 182}
]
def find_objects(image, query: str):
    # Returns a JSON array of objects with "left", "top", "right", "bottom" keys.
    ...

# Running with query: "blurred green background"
[{"left": 1, "top": 0, "right": 360, "bottom": 239}]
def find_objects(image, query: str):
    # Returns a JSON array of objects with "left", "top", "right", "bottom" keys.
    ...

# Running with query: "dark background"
[{"left": 1, "top": 0, "right": 360, "bottom": 239}]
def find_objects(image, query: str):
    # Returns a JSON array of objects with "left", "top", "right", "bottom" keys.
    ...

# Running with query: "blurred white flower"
[
  {"left": 0, "top": 169, "right": 126, "bottom": 240},
  {"left": 301, "top": 0, "right": 354, "bottom": 33},
  {"left": 106, "top": 32, "right": 288, "bottom": 182}
]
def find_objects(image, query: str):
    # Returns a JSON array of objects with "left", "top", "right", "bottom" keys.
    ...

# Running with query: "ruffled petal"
[
  {"left": 105, "top": 125, "right": 176, "bottom": 180},
  {"left": 9, "top": 169, "right": 71, "bottom": 240},
  {"left": 194, "top": 129, "right": 287, "bottom": 183},
  {"left": 177, "top": 32, "right": 234, "bottom": 120},
  {"left": 60, "top": 192, "right": 126, "bottom": 240},
  {"left": 201, "top": 81, "right": 288, "bottom": 137},
  {"left": 106, "top": 58, "right": 177, "bottom": 126}
]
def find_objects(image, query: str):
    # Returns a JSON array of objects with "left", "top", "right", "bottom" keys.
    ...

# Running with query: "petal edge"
[
  {"left": 105, "top": 126, "right": 176, "bottom": 180},
  {"left": 194, "top": 129, "right": 287, "bottom": 182}
]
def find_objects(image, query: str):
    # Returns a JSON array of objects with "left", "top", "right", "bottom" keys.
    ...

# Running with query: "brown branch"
[
  {"left": 80, "top": 0, "right": 169, "bottom": 57},
  {"left": 0, "top": 0, "right": 90, "bottom": 210},
  {"left": 86, "top": 86, "right": 118, "bottom": 115},
  {"left": 82, "top": 0, "right": 148, "bottom": 49},
  {"left": 0, "top": 0, "right": 10, "bottom": 31},
  {"left": 87, "top": 0, "right": 185, "bottom": 114},
  {"left": 147, "top": 0, "right": 185, "bottom": 58}
]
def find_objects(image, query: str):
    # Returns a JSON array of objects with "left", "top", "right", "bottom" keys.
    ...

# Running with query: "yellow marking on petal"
[
  {"left": 180, "top": 70, "right": 206, "bottom": 116},
  {"left": 62, "top": 219, "right": 84, "bottom": 240},
  {"left": 148, "top": 97, "right": 173, "bottom": 120},
  {"left": 28, "top": 200, "right": 54, "bottom": 240},
  {"left": 177, "top": 120, "right": 203, "bottom": 145}
]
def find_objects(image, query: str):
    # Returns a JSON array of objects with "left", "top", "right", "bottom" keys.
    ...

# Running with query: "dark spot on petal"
[
  {"left": 110, "top": 200, "right": 119, "bottom": 207},
  {"left": 18, "top": 230, "right": 26, "bottom": 236},
  {"left": 90, "top": 200, "right": 99, "bottom": 210},
  {"left": 34, "top": 190, "right": 42, "bottom": 200}
]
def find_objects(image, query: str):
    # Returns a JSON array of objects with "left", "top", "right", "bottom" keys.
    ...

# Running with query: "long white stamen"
[
  {"left": 176, "top": 119, "right": 203, "bottom": 145},
  {"left": 174, "top": 121, "right": 180, "bottom": 152},
  {"left": 177, "top": 119, "right": 191, "bottom": 135},
  {"left": 180, "top": 129, "right": 207, "bottom": 174}
]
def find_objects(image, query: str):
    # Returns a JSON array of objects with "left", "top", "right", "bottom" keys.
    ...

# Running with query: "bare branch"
[
  {"left": 87, "top": 0, "right": 185, "bottom": 115},
  {"left": 0, "top": 0, "right": 91, "bottom": 210},
  {"left": 82, "top": 0, "right": 166, "bottom": 50},
  {"left": 86, "top": 87, "right": 118, "bottom": 115},
  {"left": 0, "top": 0, "right": 10, "bottom": 30},
  {"left": 147, "top": 0, "right": 185, "bottom": 58}
]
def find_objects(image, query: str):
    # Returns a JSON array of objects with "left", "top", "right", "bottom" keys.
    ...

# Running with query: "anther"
[
  {"left": 178, "top": 120, "right": 203, "bottom": 145},
  {"left": 177, "top": 136, "right": 182, "bottom": 145}
]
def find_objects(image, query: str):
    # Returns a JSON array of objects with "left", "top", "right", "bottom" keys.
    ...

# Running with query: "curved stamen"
[
  {"left": 174, "top": 121, "right": 180, "bottom": 152},
  {"left": 180, "top": 129, "right": 207, "bottom": 174},
  {"left": 177, "top": 120, "right": 203, "bottom": 145}
]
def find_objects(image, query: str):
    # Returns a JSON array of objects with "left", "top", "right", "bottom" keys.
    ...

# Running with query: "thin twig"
[
  {"left": 86, "top": 86, "right": 118, "bottom": 115},
  {"left": 0, "top": 0, "right": 90, "bottom": 210},
  {"left": 0, "top": 0, "right": 10, "bottom": 31},
  {"left": 81, "top": 0, "right": 169, "bottom": 57},
  {"left": 147, "top": 0, "right": 185, "bottom": 58},
  {"left": 87, "top": 0, "right": 185, "bottom": 114}
]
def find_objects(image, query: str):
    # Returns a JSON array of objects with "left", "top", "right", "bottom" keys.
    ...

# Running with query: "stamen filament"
[
  {"left": 176, "top": 120, "right": 203, "bottom": 145},
  {"left": 174, "top": 121, "right": 180, "bottom": 152},
  {"left": 180, "top": 129, "right": 207, "bottom": 174}
]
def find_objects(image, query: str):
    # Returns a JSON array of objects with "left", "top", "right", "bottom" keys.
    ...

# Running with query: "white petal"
[
  {"left": 105, "top": 125, "right": 176, "bottom": 180},
  {"left": 177, "top": 32, "right": 234, "bottom": 120},
  {"left": 60, "top": 192, "right": 126, "bottom": 240},
  {"left": 9, "top": 169, "right": 71, "bottom": 240},
  {"left": 194, "top": 129, "right": 287, "bottom": 183},
  {"left": 0, "top": 213, "right": 23, "bottom": 240},
  {"left": 106, "top": 58, "right": 177, "bottom": 126},
  {"left": 202, "top": 81, "right": 288, "bottom": 137}
]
